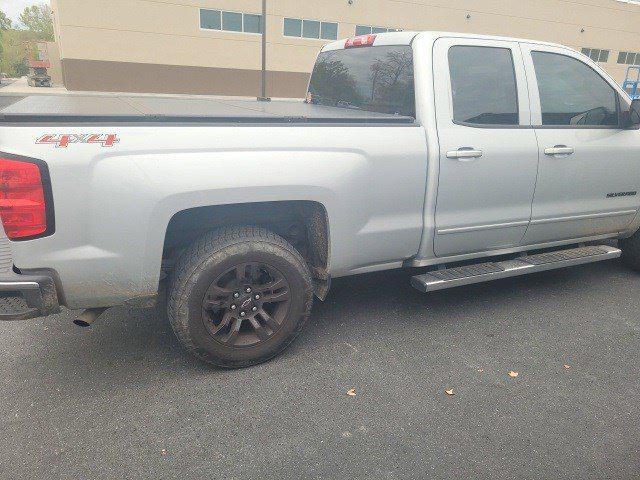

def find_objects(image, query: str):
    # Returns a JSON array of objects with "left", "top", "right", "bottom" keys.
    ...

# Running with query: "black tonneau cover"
[{"left": 0, "top": 93, "right": 414, "bottom": 124}]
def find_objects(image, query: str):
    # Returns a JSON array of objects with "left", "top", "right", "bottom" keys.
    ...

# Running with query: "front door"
[
  {"left": 520, "top": 44, "right": 640, "bottom": 244},
  {"left": 433, "top": 38, "right": 539, "bottom": 257}
]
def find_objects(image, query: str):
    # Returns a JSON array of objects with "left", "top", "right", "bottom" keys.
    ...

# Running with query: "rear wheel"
[
  {"left": 620, "top": 230, "right": 640, "bottom": 271},
  {"left": 168, "top": 226, "right": 313, "bottom": 368}
]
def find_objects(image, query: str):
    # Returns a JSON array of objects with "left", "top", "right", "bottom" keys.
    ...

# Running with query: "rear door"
[
  {"left": 433, "top": 38, "right": 539, "bottom": 256},
  {"left": 520, "top": 43, "right": 640, "bottom": 244}
]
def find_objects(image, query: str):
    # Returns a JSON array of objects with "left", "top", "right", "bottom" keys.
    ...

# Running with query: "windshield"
[{"left": 307, "top": 45, "right": 415, "bottom": 117}]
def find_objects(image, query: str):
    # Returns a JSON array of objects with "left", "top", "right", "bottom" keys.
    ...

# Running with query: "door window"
[
  {"left": 448, "top": 46, "right": 519, "bottom": 126},
  {"left": 531, "top": 51, "right": 618, "bottom": 126}
]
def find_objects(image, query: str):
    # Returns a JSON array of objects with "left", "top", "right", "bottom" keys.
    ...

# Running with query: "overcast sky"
[{"left": 0, "top": 0, "right": 49, "bottom": 24}]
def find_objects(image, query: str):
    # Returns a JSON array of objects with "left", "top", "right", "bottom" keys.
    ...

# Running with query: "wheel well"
[{"left": 162, "top": 201, "right": 330, "bottom": 298}]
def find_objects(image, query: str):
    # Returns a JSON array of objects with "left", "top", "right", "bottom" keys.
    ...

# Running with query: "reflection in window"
[
  {"left": 307, "top": 45, "right": 415, "bottom": 117},
  {"left": 449, "top": 46, "right": 519, "bottom": 125},
  {"left": 532, "top": 51, "right": 618, "bottom": 126}
]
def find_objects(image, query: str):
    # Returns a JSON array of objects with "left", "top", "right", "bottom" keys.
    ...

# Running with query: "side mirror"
[{"left": 623, "top": 98, "right": 640, "bottom": 129}]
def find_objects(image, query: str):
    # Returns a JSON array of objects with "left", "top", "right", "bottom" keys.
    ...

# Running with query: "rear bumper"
[{"left": 0, "top": 271, "right": 60, "bottom": 321}]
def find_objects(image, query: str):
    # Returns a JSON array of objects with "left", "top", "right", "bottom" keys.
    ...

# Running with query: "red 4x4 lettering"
[
  {"left": 36, "top": 133, "right": 120, "bottom": 148},
  {"left": 86, "top": 134, "right": 119, "bottom": 147},
  {"left": 37, "top": 134, "right": 73, "bottom": 148}
]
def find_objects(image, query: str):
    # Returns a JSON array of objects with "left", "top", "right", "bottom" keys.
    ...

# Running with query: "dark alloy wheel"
[
  {"left": 168, "top": 226, "right": 314, "bottom": 368},
  {"left": 621, "top": 229, "right": 640, "bottom": 271},
  {"left": 202, "top": 262, "right": 292, "bottom": 347}
]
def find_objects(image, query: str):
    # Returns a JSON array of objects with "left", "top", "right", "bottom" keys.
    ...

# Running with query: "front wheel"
[
  {"left": 168, "top": 226, "right": 314, "bottom": 368},
  {"left": 620, "top": 230, "right": 640, "bottom": 271}
]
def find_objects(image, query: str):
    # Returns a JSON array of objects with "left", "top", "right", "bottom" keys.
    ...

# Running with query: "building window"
[
  {"left": 321, "top": 22, "right": 338, "bottom": 41},
  {"left": 222, "top": 11, "right": 242, "bottom": 32},
  {"left": 284, "top": 18, "right": 338, "bottom": 40},
  {"left": 243, "top": 14, "right": 261, "bottom": 34},
  {"left": 355, "top": 25, "right": 401, "bottom": 36},
  {"left": 200, "top": 9, "right": 262, "bottom": 34},
  {"left": 283, "top": 18, "right": 302, "bottom": 37},
  {"left": 581, "top": 48, "right": 610, "bottom": 63},
  {"left": 619, "top": 52, "right": 639, "bottom": 65},
  {"left": 200, "top": 9, "right": 221, "bottom": 30},
  {"left": 303, "top": 20, "right": 320, "bottom": 39}
]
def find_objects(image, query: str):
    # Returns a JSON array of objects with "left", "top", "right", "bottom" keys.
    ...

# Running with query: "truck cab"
[{"left": 313, "top": 32, "right": 640, "bottom": 265}]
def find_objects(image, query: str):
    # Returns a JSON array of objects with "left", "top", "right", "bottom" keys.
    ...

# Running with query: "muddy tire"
[
  {"left": 168, "top": 226, "right": 313, "bottom": 368},
  {"left": 620, "top": 230, "right": 640, "bottom": 271}
]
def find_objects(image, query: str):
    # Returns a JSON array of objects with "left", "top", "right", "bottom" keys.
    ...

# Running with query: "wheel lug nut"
[
  {"left": 240, "top": 311, "right": 246, "bottom": 317},
  {"left": 252, "top": 306, "right": 258, "bottom": 312},
  {"left": 230, "top": 305, "right": 237, "bottom": 310},
  {"left": 246, "top": 287, "right": 252, "bottom": 293},
  {"left": 233, "top": 292, "right": 240, "bottom": 298}
]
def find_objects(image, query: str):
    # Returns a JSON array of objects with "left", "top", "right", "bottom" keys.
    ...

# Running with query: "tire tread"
[
  {"left": 621, "top": 231, "right": 640, "bottom": 271},
  {"left": 167, "top": 225, "right": 313, "bottom": 368}
]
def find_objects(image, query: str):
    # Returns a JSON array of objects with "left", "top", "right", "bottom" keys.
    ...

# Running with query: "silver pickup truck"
[{"left": 1, "top": 31, "right": 640, "bottom": 368}]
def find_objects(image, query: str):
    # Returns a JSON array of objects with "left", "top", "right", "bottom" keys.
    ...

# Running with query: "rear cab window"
[{"left": 307, "top": 45, "right": 415, "bottom": 117}]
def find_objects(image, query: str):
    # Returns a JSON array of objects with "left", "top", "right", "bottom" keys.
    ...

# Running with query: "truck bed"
[{"left": 0, "top": 93, "right": 414, "bottom": 124}]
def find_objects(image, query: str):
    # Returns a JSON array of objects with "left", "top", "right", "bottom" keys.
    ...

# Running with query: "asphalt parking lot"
[{"left": 1, "top": 259, "right": 639, "bottom": 480}]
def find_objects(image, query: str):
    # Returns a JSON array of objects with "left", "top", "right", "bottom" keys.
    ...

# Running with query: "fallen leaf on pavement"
[
  {"left": 563, "top": 364, "right": 571, "bottom": 370},
  {"left": 508, "top": 371, "right": 519, "bottom": 378},
  {"left": 346, "top": 389, "right": 356, "bottom": 397},
  {"left": 445, "top": 388, "right": 455, "bottom": 396}
]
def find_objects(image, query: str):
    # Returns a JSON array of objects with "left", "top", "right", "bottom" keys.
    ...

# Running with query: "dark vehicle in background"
[{"left": 27, "top": 60, "right": 52, "bottom": 88}]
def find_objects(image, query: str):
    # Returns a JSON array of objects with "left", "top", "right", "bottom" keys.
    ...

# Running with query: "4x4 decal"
[{"left": 36, "top": 134, "right": 120, "bottom": 148}]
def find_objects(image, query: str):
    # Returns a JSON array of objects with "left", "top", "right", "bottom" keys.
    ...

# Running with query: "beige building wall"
[
  {"left": 44, "top": 42, "right": 63, "bottom": 85},
  {"left": 50, "top": 0, "right": 640, "bottom": 97}
]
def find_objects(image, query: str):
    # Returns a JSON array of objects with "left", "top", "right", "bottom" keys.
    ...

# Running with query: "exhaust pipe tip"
[{"left": 73, "top": 308, "right": 107, "bottom": 328}]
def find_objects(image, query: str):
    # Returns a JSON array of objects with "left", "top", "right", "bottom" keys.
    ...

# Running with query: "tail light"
[
  {"left": 345, "top": 34, "right": 377, "bottom": 49},
  {"left": 0, "top": 154, "right": 53, "bottom": 240}
]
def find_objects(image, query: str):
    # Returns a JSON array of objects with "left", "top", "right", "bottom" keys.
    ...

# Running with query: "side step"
[{"left": 411, "top": 245, "right": 621, "bottom": 293}]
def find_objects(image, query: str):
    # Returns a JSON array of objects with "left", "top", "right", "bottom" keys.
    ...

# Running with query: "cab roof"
[{"left": 321, "top": 31, "right": 570, "bottom": 52}]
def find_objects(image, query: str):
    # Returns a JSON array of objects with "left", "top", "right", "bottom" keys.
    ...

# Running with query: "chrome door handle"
[
  {"left": 544, "top": 145, "right": 575, "bottom": 157},
  {"left": 446, "top": 148, "right": 483, "bottom": 161}
]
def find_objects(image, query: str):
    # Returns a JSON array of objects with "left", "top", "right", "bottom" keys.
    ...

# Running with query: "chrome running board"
[{"left": 410, "top": 245, "right": 621, "bottom": 293}]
